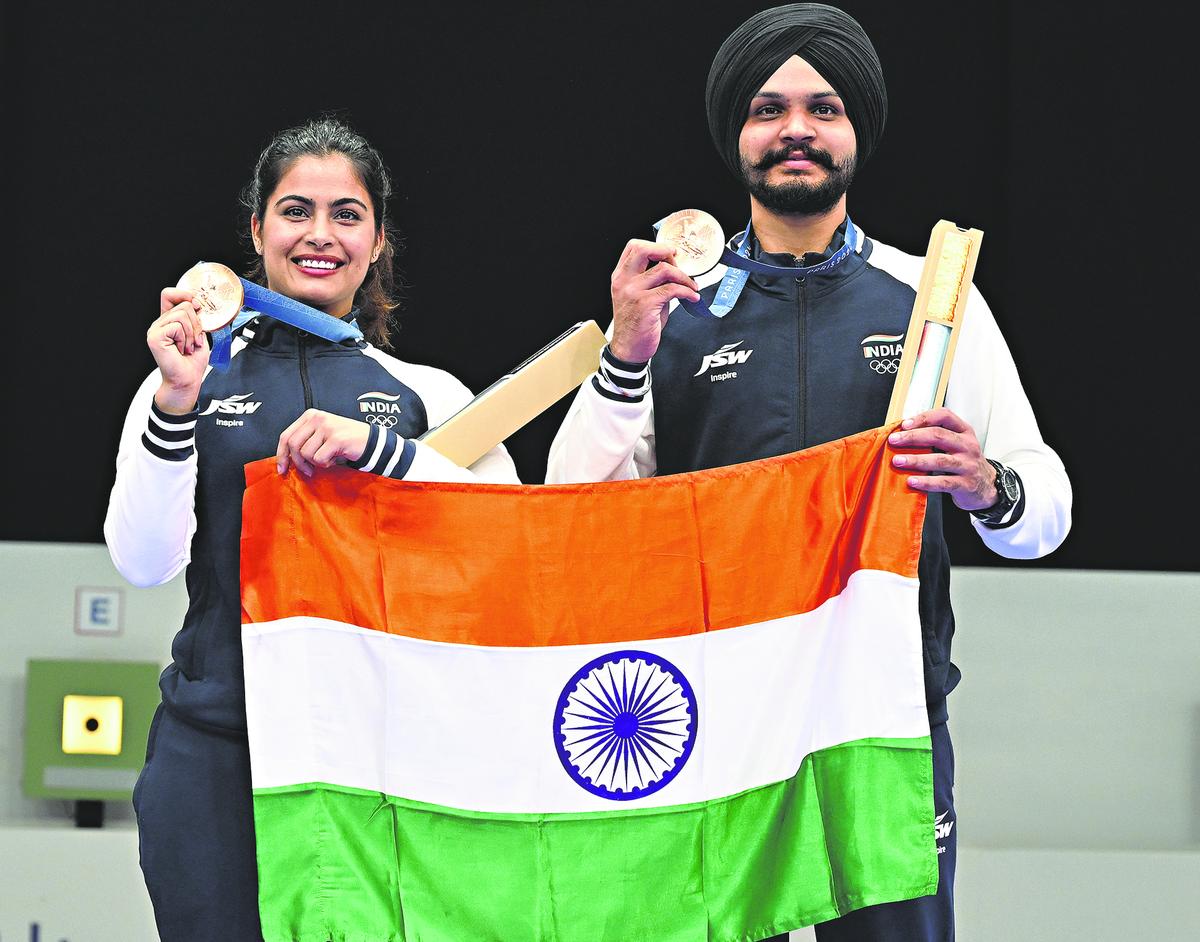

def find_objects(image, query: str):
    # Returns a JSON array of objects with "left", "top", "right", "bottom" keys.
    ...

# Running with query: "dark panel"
[{"left": 0, "top": 1, "right": 1186, "bottom": 571}]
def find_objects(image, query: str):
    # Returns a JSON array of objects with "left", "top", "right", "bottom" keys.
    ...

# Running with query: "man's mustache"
[{"left": 751, "top": 146, "right": 837, "bottom": 172}]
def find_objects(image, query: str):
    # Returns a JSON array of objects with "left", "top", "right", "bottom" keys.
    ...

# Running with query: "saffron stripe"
[{"left": 239, "top": 424, "right": 923, "bottom": 646}]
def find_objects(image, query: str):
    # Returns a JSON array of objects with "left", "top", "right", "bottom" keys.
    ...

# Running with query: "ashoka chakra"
[{"left": 553, "top": 649, "right": 697, "bottom": 801}]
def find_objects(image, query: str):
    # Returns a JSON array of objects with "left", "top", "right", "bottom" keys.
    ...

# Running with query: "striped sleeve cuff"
[
  {"left": 592, "top": 345, "right": 651, "bottom": 403},
  {"left": 141, "top": 401, "right": 197, "bottom": 461},
  {"left": 347, "top": 424, "right": 417, "bottom": 480}
]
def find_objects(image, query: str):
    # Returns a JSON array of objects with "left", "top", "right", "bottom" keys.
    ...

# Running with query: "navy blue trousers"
[
  {"left": 132, "top": 705, "right": 263, "bottom": 942},
  {"left": 761, "top": 721, "right": 957, "bottom": 942}
]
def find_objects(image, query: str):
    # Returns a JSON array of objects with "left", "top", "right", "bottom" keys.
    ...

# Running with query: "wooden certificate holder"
[
  {"left": 418, "top": 320, "right": 608, "bottom": 468},
  {"left": 885, "top": 221, "right": 984, "bottom": 424}
]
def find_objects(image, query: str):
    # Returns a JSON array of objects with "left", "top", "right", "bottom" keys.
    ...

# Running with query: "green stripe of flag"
[{"left": 253, "top": 737, "right": 937, "bottom": 942}]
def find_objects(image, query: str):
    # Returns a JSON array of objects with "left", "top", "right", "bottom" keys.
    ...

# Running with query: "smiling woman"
[
  {"left": 103, "top": 117, "right": 520, "bottom": 941},
  {"left": 241, "top": 121, "right": 395, "bottom": 344}
]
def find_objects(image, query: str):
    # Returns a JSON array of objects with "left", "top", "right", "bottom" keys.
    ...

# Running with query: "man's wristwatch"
[{"left": 970, "top": 459, "right": 1021, "bottom": 524}]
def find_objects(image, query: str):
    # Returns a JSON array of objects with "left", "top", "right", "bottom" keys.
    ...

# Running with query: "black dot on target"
[{"left": 85, "top": 717, "right": 99, "bottom": 732}]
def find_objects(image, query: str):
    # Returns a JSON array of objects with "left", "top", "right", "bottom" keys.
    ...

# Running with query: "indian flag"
[{"left": 240, "top": 425, "right": 937, "bottom": 942}]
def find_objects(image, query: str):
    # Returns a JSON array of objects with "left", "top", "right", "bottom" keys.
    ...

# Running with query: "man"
[{"left": 546, "top": 4, "right": 1072, "bottom": 940}]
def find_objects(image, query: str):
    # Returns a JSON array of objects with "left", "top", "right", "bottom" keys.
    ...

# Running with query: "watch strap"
[{"left": 971, "top": 459, "right": 1024, "bottom": 527}]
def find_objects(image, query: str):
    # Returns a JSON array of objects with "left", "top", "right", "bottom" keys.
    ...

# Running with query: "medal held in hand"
[
  {"left": 172, "top": 260, "right": 363, "bottom": 372},
  {"left": 655, "top": 209, "right": 726, "bottom": 276},
  {"left": 175, "top": 262, "right": 245, "bottom": 333},
  {"left": 653, "top": 209, "right": 862, "bottom": 320}
]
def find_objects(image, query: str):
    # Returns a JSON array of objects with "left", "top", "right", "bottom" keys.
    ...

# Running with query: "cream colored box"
[{"left": 419, "top": 320, "right": 607, "bottom": 468}]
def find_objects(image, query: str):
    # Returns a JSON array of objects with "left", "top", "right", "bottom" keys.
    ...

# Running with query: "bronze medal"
[
  {"left": 175, "top": 262, "right": 244, "bottom": 333},
  {"left": 655, "top": 209, "right": 725, "bottom": 276}
]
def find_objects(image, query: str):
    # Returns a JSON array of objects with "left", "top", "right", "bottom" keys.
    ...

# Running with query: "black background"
[{"left": 2, "top": 1, "right": 1189, "bottom": 571}]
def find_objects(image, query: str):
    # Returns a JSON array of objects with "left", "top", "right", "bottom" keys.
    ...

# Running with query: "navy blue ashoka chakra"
[{"left": 553, "top": 649, "right": 697, "bottom": 801}]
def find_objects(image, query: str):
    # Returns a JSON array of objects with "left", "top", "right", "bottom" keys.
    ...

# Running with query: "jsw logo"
[
  {"left": 935, "top": 811, "right": 954, "bottom": 841},
  {"left": 357, "top": 392, "right": 402, "bottom": 415},
  {"left": 200, "top": 393, "right": 262, "bottom": 416},
  {"left": 694, "top": 341, "right": 754, "bottom": 376}
]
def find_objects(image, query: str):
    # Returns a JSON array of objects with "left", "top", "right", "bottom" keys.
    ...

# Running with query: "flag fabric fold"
[{"left": 240, "top": 425, "right": 937, "bottom": 942}]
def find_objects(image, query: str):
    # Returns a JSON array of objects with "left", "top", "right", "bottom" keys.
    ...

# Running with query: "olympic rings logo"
[
  {"left": 365, "top": 414, "right": 399, "bottom": 429},
  {"left": 870, "top": 359, "right": 899, "bottom": 374}
]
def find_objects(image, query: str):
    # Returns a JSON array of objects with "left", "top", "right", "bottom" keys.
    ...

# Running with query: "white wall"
[
  {"left": 947, "top": 568, "right": 1200, "bottom": 940},
  {"left": 0, "top": 542, "right": 185, "bottom": 825},
  {"left": 2, "top": 543, "right": 1197, "bottom": 938},
  {"left": 0, "top": 825, "right": 157, "bottom": 940},
  {"left": 955, "top": 847, "right": 1200, "bottom": 940},
  {"left": 949, "top": 568, "right": 1200, "bottom": 853}
]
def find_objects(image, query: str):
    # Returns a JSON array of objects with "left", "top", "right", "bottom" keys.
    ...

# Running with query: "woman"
[{"left": 105, "top": 117, "right": 518, "bottom": 940}]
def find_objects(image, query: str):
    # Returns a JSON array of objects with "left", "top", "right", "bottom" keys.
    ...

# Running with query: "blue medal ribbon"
[
  {"left": 652, "top": 216, "right": 862, "bottom": 320},
  {"left": 204, "top": 270, "right": 364, "bottom": 371}
]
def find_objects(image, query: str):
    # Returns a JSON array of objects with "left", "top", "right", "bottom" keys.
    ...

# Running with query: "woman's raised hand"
[{"left": 149, "top": 288, "right": 211, "bottom": 414}]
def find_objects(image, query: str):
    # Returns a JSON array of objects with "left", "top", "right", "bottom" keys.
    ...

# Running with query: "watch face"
[
  {"left": 999, "top": 469, "right": 1020, "bottom": 502},
  {"left": 974, "top": 461, "right": 1019, "bottom": 522}
]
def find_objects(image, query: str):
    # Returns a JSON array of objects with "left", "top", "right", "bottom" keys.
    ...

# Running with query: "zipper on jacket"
[
  {"left": 795, "top": 277, "right": 807, "bottom": 449},
  {"left": 298, "top": 331, "right": 313, "bottom": 409}
]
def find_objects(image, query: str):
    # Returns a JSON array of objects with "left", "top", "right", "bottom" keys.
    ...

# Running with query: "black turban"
[{"left": 705, "top": 3, "right": 887, "bottom": 180}]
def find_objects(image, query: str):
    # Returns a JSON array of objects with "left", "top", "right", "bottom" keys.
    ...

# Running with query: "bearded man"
[{"left": 547, "top": 4, "right": 1072, "bottom": 940}]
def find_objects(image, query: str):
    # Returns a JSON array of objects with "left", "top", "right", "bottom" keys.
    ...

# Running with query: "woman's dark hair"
[{"left": 240, "top": 117, "right": 400, "bottom": 348}]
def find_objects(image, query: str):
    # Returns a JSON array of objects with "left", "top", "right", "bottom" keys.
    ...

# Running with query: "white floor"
[{"left": 784, "top": 846, "right": 1200, "bottom": 941}]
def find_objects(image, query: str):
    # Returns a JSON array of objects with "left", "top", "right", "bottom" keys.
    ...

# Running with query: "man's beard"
[{"left": 740, "top": 145, "right": 856, "bottom": 215}]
